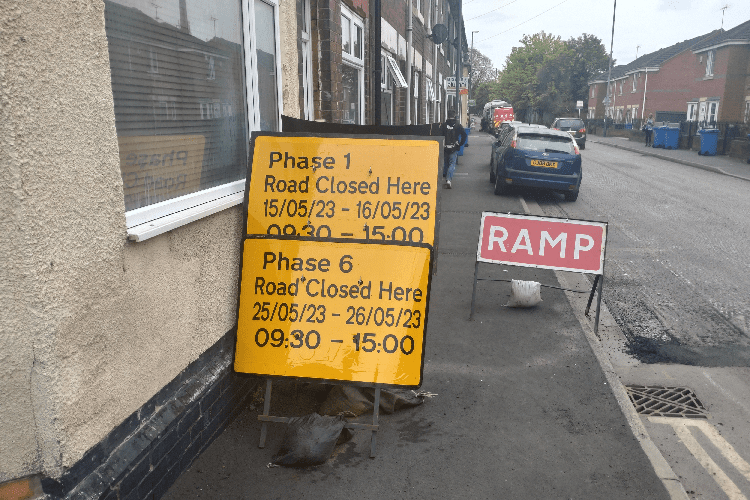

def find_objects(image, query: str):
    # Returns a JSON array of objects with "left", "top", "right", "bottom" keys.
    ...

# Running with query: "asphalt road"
[
  {"left": 526, "top": 141, "right": 750, "bottom": 367},
  {"left": 522, "top": 138, "right": 750, "bottom": 500}
]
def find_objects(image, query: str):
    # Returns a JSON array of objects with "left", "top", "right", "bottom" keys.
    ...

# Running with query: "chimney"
[{"left": 179, "top": 0, "right": 190, "bottom": 33}]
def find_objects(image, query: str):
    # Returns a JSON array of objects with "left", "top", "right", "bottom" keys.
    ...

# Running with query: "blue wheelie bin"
[
  {"left": 465, "top": 126, "right": 471, "bottom": 148},
  {"left": 458, "top": 128, "right": 469, "bottom": 156},
  {"left": 698, "top": 128, "right": 719, "bottom": 156},
  {"left": 664, "top": 126, "right": 680, "bottom": 150},
  {"left": 652, "top": 126, "right": 666, "bottom": 148}
]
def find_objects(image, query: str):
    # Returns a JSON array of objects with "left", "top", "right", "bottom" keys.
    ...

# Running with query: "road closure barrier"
[
  {"left": 470, "top": 212, "right": 608, "bottom": 332},
  {"left": 234, "top": 132, "right": 442, "bottom": 456}
]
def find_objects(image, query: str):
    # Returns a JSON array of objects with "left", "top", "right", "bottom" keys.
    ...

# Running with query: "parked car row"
[{"left": 489, "top": 120, "right": 582, "bottom": 202}]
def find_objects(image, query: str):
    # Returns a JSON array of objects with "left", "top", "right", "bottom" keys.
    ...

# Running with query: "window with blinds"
[{"left": 104, "top": 0, "right": 248, "bottom": 212}]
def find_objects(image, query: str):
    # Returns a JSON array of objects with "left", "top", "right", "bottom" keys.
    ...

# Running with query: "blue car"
[{"left": 492, "top": 125, "right": 582, "bottom": 201}]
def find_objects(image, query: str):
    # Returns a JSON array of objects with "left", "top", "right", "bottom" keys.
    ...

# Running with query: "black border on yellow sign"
[
  {"left": 241, "top": 132, "right": 444, "bottom": 257},
  {"left": 232, "top": 235, "right": 434, "bottom": 389}
]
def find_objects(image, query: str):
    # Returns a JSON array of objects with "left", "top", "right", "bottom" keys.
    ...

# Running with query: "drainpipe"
[
  {"left": 454, "top": 8, "right": 461, "bottom": 121},
  {"left": 406, "top": 0, "right": 413, "bottom": 125},
  {"left": 373, "top": 0, "right": 381, "bottom": 124},
  {"left": 641, "top": 70, "right": 648, "bottom": 120}
]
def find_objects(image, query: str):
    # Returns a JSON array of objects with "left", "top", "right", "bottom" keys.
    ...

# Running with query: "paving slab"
[{"left": 589, "top": 135, "right": 750, "bottom": 182}]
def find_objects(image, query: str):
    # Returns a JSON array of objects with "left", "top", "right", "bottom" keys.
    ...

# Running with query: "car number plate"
[{"left": 530, "top": 159, "right": 558, "bottom": 168}]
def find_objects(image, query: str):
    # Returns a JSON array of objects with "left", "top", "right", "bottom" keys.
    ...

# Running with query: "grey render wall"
[{"left": 1, "top": 0, "right": 249, "bottom": 485}]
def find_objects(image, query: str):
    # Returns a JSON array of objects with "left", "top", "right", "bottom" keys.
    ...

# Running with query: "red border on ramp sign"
[{"left": 477, "top": 212, "right": 607, "bottom": 274}]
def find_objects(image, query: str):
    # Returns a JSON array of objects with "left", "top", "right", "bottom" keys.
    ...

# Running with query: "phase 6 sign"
[
  {"left": 234, "top": 237, "right": 431, "bottom": 387},
  {"left": 477, "top": 212, "right": 607, "bottom": 274}
]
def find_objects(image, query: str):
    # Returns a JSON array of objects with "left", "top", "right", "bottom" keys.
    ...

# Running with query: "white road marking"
[{"left": 650, "top": 417, "right": 750, "bottom": 499}]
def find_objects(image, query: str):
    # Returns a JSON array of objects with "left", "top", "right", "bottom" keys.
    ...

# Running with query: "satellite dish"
[{"left": 428, "top": 24, "right": 448, "bottom": 44}]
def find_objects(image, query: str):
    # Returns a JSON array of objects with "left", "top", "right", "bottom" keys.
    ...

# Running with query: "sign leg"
[
  {"left": 469, "top": 260, "right": 479, "bottom": 321},
  {"left": 370, "top": 387, "right": 381, "bottom": 458},
  {"left": 594, "top": 275, "right": 604, "bottom": 334},
  {"left": 259, "top": 378, "right": 273, "bottom": 448},
  {"left": 585, "top": 275, "right": 600, "bottom": 317}
]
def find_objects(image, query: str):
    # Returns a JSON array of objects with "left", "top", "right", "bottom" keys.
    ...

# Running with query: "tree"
[
  {"left": 497, "top": 32, "right": 569, "bottom": 114},
  {"left": 496, "top": 31, "right": 610, "bottom": 121},
  {"left": 565, "top": 34, "right": 610, "bottom": 104},
  {"left": 468, "top": 48, "right": 497, "bottom": 87}
]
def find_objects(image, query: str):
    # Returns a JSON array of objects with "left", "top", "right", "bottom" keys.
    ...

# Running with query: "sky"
[{"left": 464, "top": 0, "right": 750, "bottom": 73}]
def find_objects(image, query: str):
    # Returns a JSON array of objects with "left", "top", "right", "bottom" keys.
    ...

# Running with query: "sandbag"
[
  {"left": 271, "top": 413, "right": 346, "bottom": 467},
  {"left": 506, "top": 279, "right": 542, "bottom": 308},
  {"left": 318, "top": 386, "right": 428, "bottom": 417}
]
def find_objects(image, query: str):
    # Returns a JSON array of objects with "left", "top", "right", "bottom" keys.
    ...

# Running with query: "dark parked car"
[
  {"left": 551, "top": 117, "right": 586, "bottom": 149},
  {"left": 491, "top": 125, "right": 582, "bottom": 201}
]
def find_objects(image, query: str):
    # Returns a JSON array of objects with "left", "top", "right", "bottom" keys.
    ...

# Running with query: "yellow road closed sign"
[
  {"left": 234, "top": 237, "right": 431, "bottom": 387},
  {"left": 245, "top": 135, "right": 441, "bottom": 246}
]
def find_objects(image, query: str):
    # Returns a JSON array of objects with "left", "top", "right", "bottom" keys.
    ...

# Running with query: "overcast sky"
[{"left": 464, "top": 0, "right": 750, "bottom": 72}]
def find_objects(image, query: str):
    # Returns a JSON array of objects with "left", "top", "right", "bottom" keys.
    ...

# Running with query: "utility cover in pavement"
[{"left": 625, "top": 385, "right": 708, "bottom": 418}]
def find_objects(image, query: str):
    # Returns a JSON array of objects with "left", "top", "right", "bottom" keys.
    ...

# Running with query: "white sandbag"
[{"left": 506, "top": 279, "right": 542, "bottom": 308}]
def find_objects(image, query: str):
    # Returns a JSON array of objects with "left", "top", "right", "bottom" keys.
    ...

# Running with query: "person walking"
[
  {"left": 644, "top": 113, "right": 654, "bottom": 146},
  {"left": 440, "top": 109, "right": 467, "bottom": 188}
]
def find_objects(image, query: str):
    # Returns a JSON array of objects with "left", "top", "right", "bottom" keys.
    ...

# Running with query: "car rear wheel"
[
  {"left": 579, "top": 141, "right": 585, "bottom": 150},
  {"left": 493, "top": 169, "right": 507, "bottom": 195},
  {"left": 489, "top": 158, "right": 496, "bottom": 183}
]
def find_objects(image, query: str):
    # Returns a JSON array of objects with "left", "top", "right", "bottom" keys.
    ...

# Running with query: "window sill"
[{"left": 126, "top": 180, "right": 245, "bottom": 242}]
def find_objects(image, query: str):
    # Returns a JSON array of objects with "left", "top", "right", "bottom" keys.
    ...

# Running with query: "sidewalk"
[
  {"left": 589, "top": 134, "right": 750, "bottom": 181},
  {"left": 163, "top": 132, "right": 672, "bottom": 500}
]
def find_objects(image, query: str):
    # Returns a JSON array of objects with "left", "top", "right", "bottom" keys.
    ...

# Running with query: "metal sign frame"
[
  {"left": 469, "top": 212, "right": 609, "bottom": 333},
  {"left": 234, "top": 132, "right": 443, "bottom": 455}
]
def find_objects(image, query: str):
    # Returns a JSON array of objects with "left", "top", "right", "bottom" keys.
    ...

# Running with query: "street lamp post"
[
  {"left": 469, "top": 30, "right": 478, "bottom": 114},
  {"left": 603, "top": 0, "right": 616, "bottom": 137}
]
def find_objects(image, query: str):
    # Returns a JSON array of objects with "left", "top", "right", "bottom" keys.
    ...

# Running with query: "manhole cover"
[{"left": 625, "top": 385, "right": 708, "bottom": 418}]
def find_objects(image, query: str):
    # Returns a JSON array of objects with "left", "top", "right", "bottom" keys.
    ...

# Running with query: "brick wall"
[{"left": 40, "top": 330, "right": 258, "bottom": 500}]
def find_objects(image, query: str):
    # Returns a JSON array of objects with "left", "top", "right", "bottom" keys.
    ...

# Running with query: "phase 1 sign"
[
  {"left": 234, "top": 237, "right": 431, "bottom": 387},
  {"left": 245, "top": 134, "right": 441, "bottom": 246},
  {"left": 477, "top": 212, "right": 607, "bottom": 274}
]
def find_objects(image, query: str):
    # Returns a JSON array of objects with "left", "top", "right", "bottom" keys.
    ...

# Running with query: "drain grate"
[{"left": 625, "top": 385, "right": 708, "bottom": 418}]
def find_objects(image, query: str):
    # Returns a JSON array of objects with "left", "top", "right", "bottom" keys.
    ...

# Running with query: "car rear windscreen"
[
  {"left": 556, "top": 119, "right": 584, "bottom": 129},
  {"left": 517, "top": 134, "right": 576, "bottom": 154}
]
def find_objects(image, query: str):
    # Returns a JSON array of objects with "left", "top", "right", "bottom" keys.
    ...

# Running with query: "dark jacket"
[{"left": 440, "top": 119, "right": 467, "bottom": 153}]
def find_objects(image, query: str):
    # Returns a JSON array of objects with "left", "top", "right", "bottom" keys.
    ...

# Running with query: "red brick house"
[{"left": 588, "top": 19, "right": 750, "bottom": 126}]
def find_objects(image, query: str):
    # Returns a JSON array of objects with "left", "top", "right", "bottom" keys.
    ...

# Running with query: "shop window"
[
  {"left": 341, "top": 5, "right": 364, "bottom": 124},
  {"left": 744, "top": 100, "right": 750, "bottom": 124},
  {"left": 103, "top": 0, "right": 282, "bottom": 239}
]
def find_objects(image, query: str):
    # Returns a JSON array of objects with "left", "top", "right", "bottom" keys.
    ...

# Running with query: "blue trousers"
[{"left": 443, "top": 150, "right": 458, "bottom": 181}]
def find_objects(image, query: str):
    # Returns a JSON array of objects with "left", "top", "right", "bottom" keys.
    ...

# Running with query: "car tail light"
[
  {"left": 510, "top": 139, "right": 517, "bottom": 148},
  {"left": 579, "top": 128, "right": 586, "bottom": 133},
  {"left": 573, "top": 142, "right": 580, "bottom": 155}
]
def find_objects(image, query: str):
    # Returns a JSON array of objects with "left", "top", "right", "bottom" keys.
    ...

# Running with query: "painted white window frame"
[
  {"left": 705, "top": 50, "right": 715, "bottom": 77},
  {"left": 341, "top": 5, "right": 365, "bottom": 125},
  {"left": 707, "top": 100, "right": 719, "bottom": 124},
  {"left": 686, "top": 102, "right": 698, "bottom": 122},
  {"left": 301, "top": 0, "right": 314, "bottom": 120},
  {"left": 632, "top": 74, "right": 637, "bottom": 92},
  {"left": 127, "top": 0, "right": 283, "bottom": 242}
]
